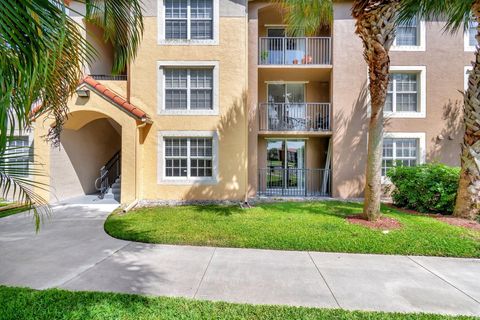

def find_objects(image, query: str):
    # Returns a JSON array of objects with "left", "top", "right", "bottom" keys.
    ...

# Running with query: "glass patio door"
[
  {"left": 286, "top": 140, "right": 305, "bottom": 190},
  {"left": 266, "top": 28, "right": 306, "bottom": 65},
  {"left": 267, "top": 83, "right": 306, "bottom": 131},
  {"left": 266, "top": 140, "right": 305, "bottom": 192}
]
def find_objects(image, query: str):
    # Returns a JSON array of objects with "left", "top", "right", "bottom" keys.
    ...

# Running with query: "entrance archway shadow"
[{"left": 50, "top": 114, "right": 122, "bottom": 202}]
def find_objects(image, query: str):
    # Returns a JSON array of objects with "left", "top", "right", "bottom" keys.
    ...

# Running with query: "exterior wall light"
[{"left": 76, "top": 88, "right": 90, "bottom": 97}]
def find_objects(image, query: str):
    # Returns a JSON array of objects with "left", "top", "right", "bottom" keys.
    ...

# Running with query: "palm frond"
[
  {"left": 85, "top": 0, "right": 144, "bottom": 74},
  {"left": 0, "top": 145, "right": 51, "bottom": 231},
  {"left": 273, "top": 0, "right": 333, "bottom": 36},
  {"left": 397, "top": 0, "right": 474, "bottom": 33}
]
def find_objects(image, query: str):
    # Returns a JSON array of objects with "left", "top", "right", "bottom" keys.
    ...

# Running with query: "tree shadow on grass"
[{"left": 188, "top": 204, "right": 244, "bottom": 216}]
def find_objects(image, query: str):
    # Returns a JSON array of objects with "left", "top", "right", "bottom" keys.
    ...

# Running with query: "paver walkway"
[{"left": 0, "top": 196, "right": 479, "bottom": 316}]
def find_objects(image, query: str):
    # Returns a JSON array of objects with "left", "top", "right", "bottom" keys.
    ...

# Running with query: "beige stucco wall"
[
  {"left": 331, "top": 2, "right": 473, "bottom": 198},
  {"left": 129, "top": 14, "right": 249, "bottom": 201},
  {"left": 85, "top": 22, "right": 115, "bottom": 75},
  {"left": 69, "top": 2, "right": 115, "bottom": 75}
]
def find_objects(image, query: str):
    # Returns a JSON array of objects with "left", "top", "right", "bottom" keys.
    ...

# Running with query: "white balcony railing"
[
  {"left": 90, "top": 74, "right": 127, "bottom": 81},
  {"left": 259, "top": 37, "right": 331, "bottom": 65},
  {"left": 259, "top": 103, "right": 331, "bottom": 132}
]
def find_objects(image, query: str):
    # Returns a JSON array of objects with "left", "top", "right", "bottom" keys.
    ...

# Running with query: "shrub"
[{"left": 387, "top": 163, "right": 460, "bottom": 214}]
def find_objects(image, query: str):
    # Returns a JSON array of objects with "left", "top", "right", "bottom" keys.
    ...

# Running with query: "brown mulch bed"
[
  {"left": 384, "top": 204, "right": 480, "bottom": 231},
  {"left": 437, "top": 216, "right": 480, "bottom": 231},
  {"left": 346, "top": 214, "right": 402, "bottom": 230}
]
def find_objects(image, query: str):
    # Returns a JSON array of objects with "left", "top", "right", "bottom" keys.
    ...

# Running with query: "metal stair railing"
[{"left": 95, "top": 151, "right": 121, "bottom": 199}]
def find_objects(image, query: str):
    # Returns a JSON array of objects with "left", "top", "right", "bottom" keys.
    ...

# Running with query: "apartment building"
[{"left": 29, "top": 0, "right": 475, "bottom": 204}]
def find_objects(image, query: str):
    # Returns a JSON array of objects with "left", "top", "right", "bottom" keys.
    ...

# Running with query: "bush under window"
[{"left": 387, "top": 163, "right": 460, "bottom": 214}]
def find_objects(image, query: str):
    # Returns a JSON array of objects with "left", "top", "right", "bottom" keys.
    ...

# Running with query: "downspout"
[
  {"left": 126, "top": 63, "right": 131, "bottom": 103},
  {"left": 243, "top": 9, "right": 250, "bottom": 207}
]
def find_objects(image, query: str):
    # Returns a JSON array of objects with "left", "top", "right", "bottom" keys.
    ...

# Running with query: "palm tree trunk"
[
  {"left": 453, "top": 5, "right": 480, "bottom": 220},
  {"left": 352, "top": 1, "right": 399, "bottom": 221}
]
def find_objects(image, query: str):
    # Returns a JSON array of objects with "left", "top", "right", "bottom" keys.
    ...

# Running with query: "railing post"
[
  {"left": 303, "top": 169, "right": 308, "bottom": 197},
  {"left": 306, "top": 38, "right": 309, "bottom": 65}
]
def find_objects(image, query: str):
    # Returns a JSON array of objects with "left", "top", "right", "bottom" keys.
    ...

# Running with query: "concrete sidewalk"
[{"left": 0, "top": 198, "right": 479, "bottom": 316}]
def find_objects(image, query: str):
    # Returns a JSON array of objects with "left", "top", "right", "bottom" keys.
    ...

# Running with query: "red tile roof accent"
[{"left": 81, "top": 76, "right": 149, "bottom": 120}]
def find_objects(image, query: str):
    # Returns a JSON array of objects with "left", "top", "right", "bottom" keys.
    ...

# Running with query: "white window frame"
[
  {"left": 391, "top": 18, "right": 426, "bottom": 52},
  {"left": 384, "top": 66, "right": 427, "bottom": 118},
  {"left": 464, "top": 21, "right": 477, "bottom": 52},
  {"left": 158, "top": 131, "right": 219, "bottom": 184},
  {"left": 157, "top": 61, "right": 219, "bottom": 115},
  {"left": 5, "top": 132, "right": 34, "bottom": 179},
  {"left": 158, "top": 0, "right": 219, "bottom": 45},
  {"left": 465, "top": 66, "right": 473, "bottom": 91},
  {"left": 382, "top": 132, "right": 426, "bottom": 184}
]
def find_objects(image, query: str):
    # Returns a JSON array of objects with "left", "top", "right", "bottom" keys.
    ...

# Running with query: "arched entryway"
[{"left": 49, "top": 111, "right": 122, "bottom": 203}]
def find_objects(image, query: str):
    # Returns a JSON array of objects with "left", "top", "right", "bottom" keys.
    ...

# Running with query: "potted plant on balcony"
[
  {"left": 260, "top": 51, "right": 269, "bottom": 64},
  {"left": 301, "top": 55, "right": 313, "bottom": 64}
]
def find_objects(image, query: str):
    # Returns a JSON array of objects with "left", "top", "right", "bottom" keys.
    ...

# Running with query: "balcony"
[
  {"left": 90, "top": 74, "right": 127, "bottom": 81},
  {"left": 259, "top": 103, "right": 331, "bottom": 132},
  {"left": 258, "top": 168, "right": 331, "bottom": 197},
  {"left": 258, "top": 37, "right": 331, "bottom": 66}
]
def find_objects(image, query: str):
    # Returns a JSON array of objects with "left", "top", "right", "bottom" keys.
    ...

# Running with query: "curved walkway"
[{"left": 0, "top": 196, "right": 479, "bottom": 316}]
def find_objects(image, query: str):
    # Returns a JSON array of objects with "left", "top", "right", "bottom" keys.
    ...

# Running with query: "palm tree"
[
  {"left": 275, "top": 0, "right": 399, "bottom": 220},
  {"left": 0, "top": 0, "right": 144, "bottom": 229},
  {"left": 399, "top": 0, "right": 480, "bottom": 220}
]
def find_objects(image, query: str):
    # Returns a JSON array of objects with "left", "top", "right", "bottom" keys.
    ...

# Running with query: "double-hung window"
[
  {"left": 392, "top": 17, "right": 425, "bottom": 51},
  {"left": 164, "top": 137, "right": 213, "bottom": 178},
  {"left": 386, "top": 73, "right": 418, "bottom": 113},
  {"left": 382, "top": 138, "right": 419, "bottom": 177},
  {"left": 466, "top": 20, "right": 478, "bottom": 51},
  {"left": 164, "top": 67, "right": 213, "bottom": 110},
  {"left": 5, "top": 136, "right": 30, "bottom": 177},
  {"left": 395, "top": 17, "right": 418, "bottom": 46},
  {"left": 164, "top": 0, "right": 213, "bottom": 40}
]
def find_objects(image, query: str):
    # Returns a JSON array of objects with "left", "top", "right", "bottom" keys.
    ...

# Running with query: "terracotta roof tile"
[{"left": 81, "top": 76, "right": 149, "bottom": 120}]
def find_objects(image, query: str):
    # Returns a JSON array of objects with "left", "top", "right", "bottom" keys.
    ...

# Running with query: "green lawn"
[
  {"left": 105, "top": 201, "right": 480, "bottom": 258},
  {"left": 0, "top": 286, "right": 475, "bottom": 320}
]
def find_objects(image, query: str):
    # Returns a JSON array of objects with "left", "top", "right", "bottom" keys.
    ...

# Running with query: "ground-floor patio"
[{"left": 0, "top": 197, "right": 479, "bottom": 316}]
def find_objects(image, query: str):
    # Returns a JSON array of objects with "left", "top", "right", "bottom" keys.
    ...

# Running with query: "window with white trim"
[
  {"left": 164, "top": 137, "right": 213, "bottom": 178},
  {"left": 395, "top": 17, "right": 418, "bottom": 46},
  {"left": 165, "top": 67, "right": 213, "bottom": 110},
  {"left": 382, "top": 138, "right": 418, "bottom": 177},
  {"left": 468, "top": 21, "right": 478, "bottom": 47},
  {"left": 385, "top": 73, "right": 419, "bottom": 113},
  {"left": 165, "top": 0, "right": 213, "bottom": 40},
  {"left": 5, "top": 136, "right": 30, "bottom": 177}
]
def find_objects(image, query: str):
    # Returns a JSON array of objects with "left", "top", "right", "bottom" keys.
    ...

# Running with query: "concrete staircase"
[{"left": 104, "top": 176, "right": 121, "bottom": 202}]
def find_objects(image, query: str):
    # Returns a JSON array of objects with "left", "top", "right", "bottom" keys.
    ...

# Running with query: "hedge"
[{"left": 387, "top": 163, "right": 460, "bottom": 214}]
